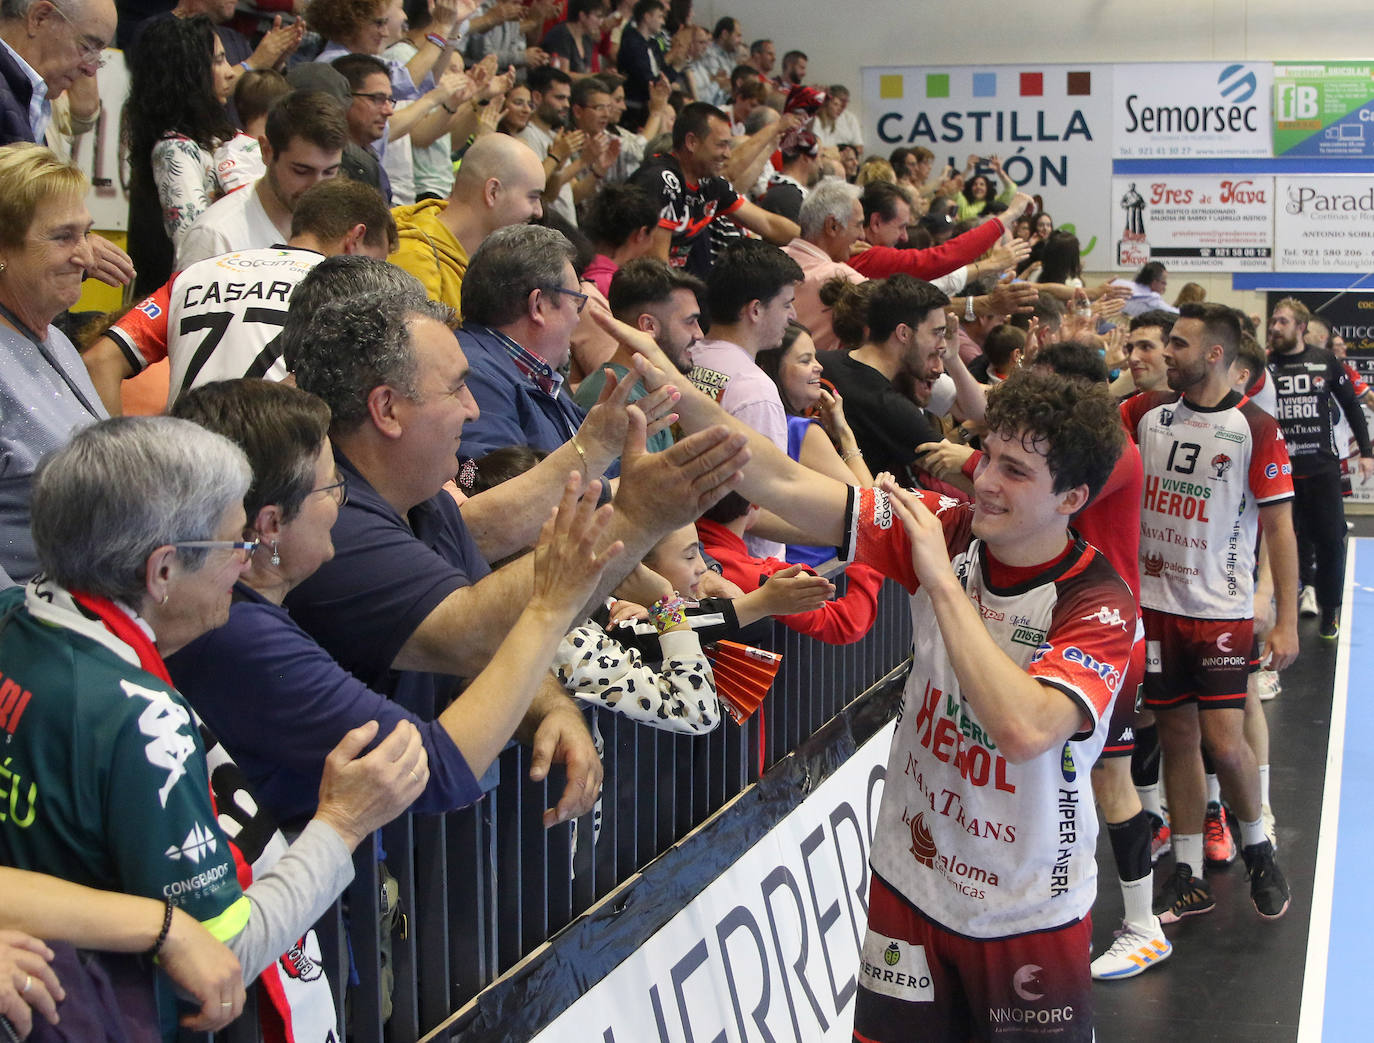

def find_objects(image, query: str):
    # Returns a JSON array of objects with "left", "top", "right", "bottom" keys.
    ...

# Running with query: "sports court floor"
[{"left": 1089, "top": 522, "right": 1374, "bottom": 1042}]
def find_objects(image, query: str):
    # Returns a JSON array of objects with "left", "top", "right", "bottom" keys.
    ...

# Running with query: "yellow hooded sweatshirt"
[{"left": 389, "top": 198, "right": 469, "bottom": 314}]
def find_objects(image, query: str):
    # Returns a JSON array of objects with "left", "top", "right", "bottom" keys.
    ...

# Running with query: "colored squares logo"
[{"left": 885, "top": 67, "right": 1093, "bottom": 101}]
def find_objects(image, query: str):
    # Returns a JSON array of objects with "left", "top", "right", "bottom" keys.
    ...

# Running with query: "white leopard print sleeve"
[{"left": 553, "top": 622, "right": 722, "bottom": 734}]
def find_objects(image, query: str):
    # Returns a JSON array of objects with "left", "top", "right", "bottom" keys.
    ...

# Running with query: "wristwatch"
[{"left": 965, "top": 295, "right": 976, "bottom": 321}]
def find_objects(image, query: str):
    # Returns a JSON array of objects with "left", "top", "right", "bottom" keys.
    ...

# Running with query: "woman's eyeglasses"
[
  {"left": 313, "top": 473, "right": 349, "bottom": 507},
  {"left": 173, "top": 538, "right": 259, "bottom": 562}
]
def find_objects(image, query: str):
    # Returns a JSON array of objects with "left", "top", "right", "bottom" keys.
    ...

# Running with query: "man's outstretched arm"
[{"left": 590, "top": 307, "right": 852, "bottom": 547}]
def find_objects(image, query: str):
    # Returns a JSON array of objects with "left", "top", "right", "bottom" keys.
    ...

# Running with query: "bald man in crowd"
[{"left": 390, "top": 133, "right": 549, "bottom": 311}]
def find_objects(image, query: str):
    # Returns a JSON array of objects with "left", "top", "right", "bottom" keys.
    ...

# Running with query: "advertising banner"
[
  {"left": 1273, "top": 176, "right": 1374, "bottom": 271},
  {"left": 1112, "top": 62, "right": 1272, "bottom": 159},
  {"left": 1110, "top": 175, "right": 1273, "bottom": 271},
  {"left": 533, "top": 722, "right": 897, "bottom": 1043},
  {"left": 862, "top": 64, "right": 1113, "bottom": 265},
  {"left": 1273, "top": 63, "right": 1374, "bottom": 158}
]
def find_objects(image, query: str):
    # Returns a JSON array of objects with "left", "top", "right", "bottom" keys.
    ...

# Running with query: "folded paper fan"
[{"left": 705, "top": 641, "right": 782, "bottom": 724}]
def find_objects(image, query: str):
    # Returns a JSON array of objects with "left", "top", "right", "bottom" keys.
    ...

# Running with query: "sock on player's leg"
[
  {"left": 1174, "top": 833, "right": 1204, "bottom": 874},
  {"left": 1108, "top": 811, "right": 1157, "bottom": 929}
]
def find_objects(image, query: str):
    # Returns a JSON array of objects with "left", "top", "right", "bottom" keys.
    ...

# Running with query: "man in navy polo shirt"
[
  {"left": 458, "top": 224, "right": 594, "bottom": 461},
  {"left": 285, "top": 260, "right": 750, "bottom": 824}
]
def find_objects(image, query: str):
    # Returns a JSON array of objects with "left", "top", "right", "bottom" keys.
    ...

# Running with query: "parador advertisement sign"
[{"left": 1273, "top": 176, "right": 1374, "bottom": 271}]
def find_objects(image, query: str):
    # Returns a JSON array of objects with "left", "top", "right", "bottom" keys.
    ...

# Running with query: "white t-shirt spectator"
[
  {"left": 518, "top": 122, "right": 577, "bottom": 227},
  {"left": 176, "top": 182, "right": 285, "bottom": 269},
  {"left": 813, "top": 109, "right": 864, "bottom": 151}
]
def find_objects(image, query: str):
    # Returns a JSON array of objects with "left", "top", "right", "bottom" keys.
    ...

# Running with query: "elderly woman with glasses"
[
  {"left": 0, "top": 415, "right": 430, "bottom": 1039},
  {"left": 0, "top": 143, "right": 109, "bottom": 584},
  {"left": 165, "top": 378, "right": 623, "bottom": 829}
]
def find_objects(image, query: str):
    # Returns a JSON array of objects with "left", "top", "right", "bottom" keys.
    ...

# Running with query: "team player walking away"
[
  {"left": 1266, "top": 297, "right": 1374, "bottom": 641},
  {"left": 591, "top": 301, "right": 1134, "bottom": 1042},
  {"left": 1123, "top": 303, "right": 1298, "bottom": 926}
]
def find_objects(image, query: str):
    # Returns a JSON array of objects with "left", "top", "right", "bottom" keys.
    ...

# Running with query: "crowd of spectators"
[{"left": 0, "top": 0, "right": 1352, "bottom": 1039}]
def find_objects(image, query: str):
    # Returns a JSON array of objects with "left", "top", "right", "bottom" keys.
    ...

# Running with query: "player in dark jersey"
[
  {"left": 630, "top": 102, "right": 798, "bottom": 278},
  {"left": 1266, "top": 297, "right": 1373, "bottom": 640}
]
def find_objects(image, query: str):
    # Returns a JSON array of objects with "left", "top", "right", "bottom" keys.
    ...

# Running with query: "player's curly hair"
[{"left": 983, "top": 368, "right": 1123, "bottom": 501}]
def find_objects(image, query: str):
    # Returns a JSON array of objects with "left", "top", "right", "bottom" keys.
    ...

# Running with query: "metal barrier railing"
[{"left": 215, "top": 575, "right": 912, "bottom": 1043}]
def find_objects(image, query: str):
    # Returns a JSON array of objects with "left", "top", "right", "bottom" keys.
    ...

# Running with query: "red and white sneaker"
[
  {"left": 1149, "top": 813, "right": 1171, "bottom": 863},
  {"left": 1204, "top": 801, "right": 1237, "bottom": 866}
]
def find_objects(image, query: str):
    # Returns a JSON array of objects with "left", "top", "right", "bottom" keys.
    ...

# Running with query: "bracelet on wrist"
[
  {"left": 841, "top": 447, "right": 863, "bottom": 462},
  {"left": 147, "top": 897, "right": 174, "bottom": 958},
  {"left": 442, "top": 101, "right": 458, "bottom": 114},
  {"left": 569, "top": 434, "right": 589, "bottom": 477},
  {"left": 650, "top": 595, "right": 689, "bottom": 634},
  {"left": 426, "top": 32, "right": 449, "bottom": 49}
]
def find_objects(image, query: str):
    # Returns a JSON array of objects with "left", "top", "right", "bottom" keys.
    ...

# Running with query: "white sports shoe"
[
  {"left": 1091, "top": 918, "right": 1173, "bottom": 980},
  {"left": 1262, "top": 803, "right": 1277, "bottom": 851},
  {"left": 1300, "top": 585, "right": 1319, "bottom": 617},
  {"left": 1254, "top": 669, "right": 1281, "bottom": 702}
]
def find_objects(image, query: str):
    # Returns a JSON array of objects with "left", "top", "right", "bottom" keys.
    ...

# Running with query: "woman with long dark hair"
[
  {"left": 124, "top": 15, "right": 251, "bottom": 294},
  {"left": 1035, "top": 230, "right": 1084, "bottom": 287}
]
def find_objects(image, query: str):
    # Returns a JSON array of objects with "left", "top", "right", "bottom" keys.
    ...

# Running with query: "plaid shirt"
[{"left": 491, "top": 327, "right": 564, "bottom": 398}]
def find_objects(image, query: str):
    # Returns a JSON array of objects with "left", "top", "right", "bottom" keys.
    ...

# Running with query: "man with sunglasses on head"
[{"left": 456, "top": 223, "right": 600, "bottom": 461}]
